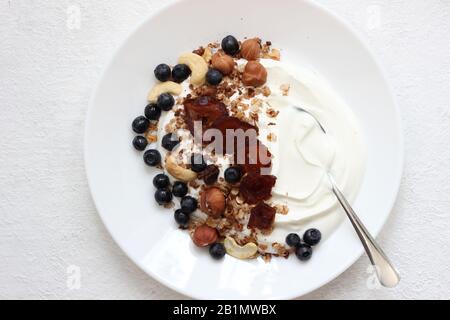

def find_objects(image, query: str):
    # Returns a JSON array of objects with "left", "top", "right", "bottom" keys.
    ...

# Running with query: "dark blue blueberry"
[
  {"left": 154, "top": 64, "right": 171, "bottom": 82},
  {"left": 174, "top": 209, "right": 190, "bottom": 227},
  {"left": 190, "top": 153, "right": 207, "bottom": 172},
  {"left": 143, "top": 149, "right": 161, "bottom": 166},
  {"left": 221, "top": 35, "right": 240, "bottom": 55},
  {"left": 172, "top": 64, "right": 191, "bottom": 83},
  {"left": 161, "top": 133, "right": 180, "bottom": 151},
  {"left": 303, "top": 228, "right": 322, "bottom": 246},
  {"left": 153, "top": 173, "right": 170, "bottom": 189},
  {"left": 172, "top": 181, "right": 188, "bottom": 198},
  {"left": 157, "top": 93, "right": 175, "bottom": 111},
  {"left": 132, "top": 136, "right": 148, "bottom": 151},
  {"left": 180, "top": 196, "right": 198, "bottom": 214},
  {"left": 295, "top": 244, "right": 313, "bottom": 261},
  {"left": 206, "top": 69, "right": 223, "bottom": 86},
  {"left": 132, "top": 116, "right": 150, "bottom": 134},
  {"left": 154, "top": 189, "right": 173, "bottom": 205},
  {"left": 209, "top": 243, "right": 226, "bottom": 260},
  {"left": 286, "top": 233, "right": 301, "bottom": 248},
  {"left": 224, "top": 167, "right": 242, "bottom": 183},
  {"left": 144, "top": 103, "right": 161, "bottom": 121}
]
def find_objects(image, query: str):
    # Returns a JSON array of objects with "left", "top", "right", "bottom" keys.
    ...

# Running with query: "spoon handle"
[{"left": 327, "top": 173, "right": 400, "bottom": 287}]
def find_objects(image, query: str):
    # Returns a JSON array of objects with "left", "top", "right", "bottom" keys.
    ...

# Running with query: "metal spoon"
[{"left": 294, "top": 106, "right": 400, "bottom": 288}]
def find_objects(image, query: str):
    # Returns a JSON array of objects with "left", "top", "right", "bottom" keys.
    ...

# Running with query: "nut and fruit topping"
[
  {"left": 198, "top": 164, "right": 220, "bottom": 185},
  {"left": 200, "top": 187, "right": 226, "bottom": 218},
  {"left": 183, "top": 96, "right": 228, "bottom": 137},
  {"left": 242, "top": 61, "right": 267, "bottom": 87},
  {"left": 224, "top": 166, "right": 242, "bottom": 184},
  {"left": 206, "top": 69, "right": 223, "bottom": 86},
  {"left": 192, "top": 225, "right": 218, "bottom": 247},
  {"left": 154, "top": 189, "right": 173, "bottom": 205},
  {"left": 133, "top": 36, "right": 322, "bottom": 261},
  {"left": 248, "top": 202, "right": 276, "bottom": 231},
  {"left": 154, "top": 63, "right": 171, "bottom": 82},
  {"left": 221, "top": 35, "right": 240, "bottom": 55},
  {"left": 174, "top": 209, "right": 190, "bottom": 228},
  {"left": 211, "top": 52, "right": 235, "bottom": 75},
  {"left": 153, "top": 173, "right": 170, "bottom": 189},
  {"left": 171, "top": 63, "right": 191, "bottom": 83},
  {"left": 132, "top": 116, "right": 150, "bottom": 134},
  {"left": 132, "top": 136, "right": 148, "bottom": 151},
  {"left": 180, "top": 195, "right": 198, "bottom": 214},
  {"left": 239, "top": 172, "right": 277, "bottom": 205},
  {"left": 143, "top": 149, "right": 161, "bottom": 167},
  {"left": 172, "top": 181, "right": 188, "bottom": 198},
  {"left": 303, "top": 228, "right": 322, "bottom": 246},
  {"left": 240, "top": 38, "right": 261, "bottom": 61},
  {"left": 209, "top": 243, "right": 226, "bottom": 259}
]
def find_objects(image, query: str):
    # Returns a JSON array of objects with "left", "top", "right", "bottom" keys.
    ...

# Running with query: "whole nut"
[
  {"left": 211, "top": 52, "right": 235, "bottom": 75},
  {"left": 192, "top": 225, "right": 218, "bottom": 247},
  {"left": 240, "top": 38, "right": 261, "bottom": 61},
  {"left": 242, "top": 61, "right": 267, "bottom": 87},
  {"left": 200, "top": 187, "right": 226, "bottom": 218}
]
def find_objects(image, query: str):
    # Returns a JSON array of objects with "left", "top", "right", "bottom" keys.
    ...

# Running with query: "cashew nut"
[
  {"left": 202, "top": 47, "right": 213, "bottom": 63},
  {"left": 224, "top": 237, "right": 258, "bottom": 259},
  {"left": 165, "top": 154, "right": 197, "bottom": 182},
  {"left": 147, "top": 81, "right": 182, "bottom": 102},
  {"left": 178, "top": 52, "right": 208, "bottom": 86}
]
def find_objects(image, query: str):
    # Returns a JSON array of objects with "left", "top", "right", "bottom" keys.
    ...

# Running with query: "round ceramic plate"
[{"left": 85, "top": 0, "right": 403, "bottom": 299}]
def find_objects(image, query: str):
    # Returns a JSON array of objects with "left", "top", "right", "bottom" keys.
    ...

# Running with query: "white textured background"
[{"left": 1, "top": 0, "right": 449, "bottom": 300}]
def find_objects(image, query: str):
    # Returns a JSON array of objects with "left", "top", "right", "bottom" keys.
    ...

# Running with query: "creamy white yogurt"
[{"left": 256, "top": 60, "right": 366, "bottom": 250}]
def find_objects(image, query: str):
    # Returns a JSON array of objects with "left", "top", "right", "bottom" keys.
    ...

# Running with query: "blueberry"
[
  {"left": 221, "top": 35, "right": 240, "bottom": 55},
  {"left": 172, "top": 181, "right": 188, "bottom": 198},
  {"left": 286, "top": 233, "right": 301, "bottom": 248},
  {"left": 157, "top": 93, "right": 175, "bottom": 111},
  {"left": 172, "top": 64, "right": 191, "bottom": 83},
  {"left": 303, "top": 228, "right": 322, "bottom": 246},
  {"left": 174, "top": 209, "right": 190, "bottom": 227},
  {"left": 132, "top": 136, "right": 148, "bottom": 151},
  {"left": 190, "top": 154, "right": 207, "bottom": 172},
  {"left": 161, "top": 133, "right": 180, "bottom": 151},
  {"left": 209, "top": 243, "right": 226, "bottom": 260},
  {"left": 143, "top": 149, "right": 161, "bottom": 166},
  {"left": 206, "top": 69, "right": 223, "bottom": 86},
  {"left": 180, "top": 196, "right": 198, "bottom": 214},
  {"left": 224, "top": 166, "right": 242, "bottom": 183},
  {"left": 153, "top": 173, "right": 170, "bottom": 189},
  {"left": 144, "top": 103, "right": 161, "bottom": 121},
  {"left": 132, "top": 116, "right": 150, "bottom": 134},
  {"left": 295, "top": 244, "right": 313, "bottom": 261},
  {"left": 154, "top": 64, "right": 171, "bottom": 82},
  {"left": 154, "top": 189, "right": 173, "bottom": 205}
]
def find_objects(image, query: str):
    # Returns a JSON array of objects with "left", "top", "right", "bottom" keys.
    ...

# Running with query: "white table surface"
[{"left": 1, "top": 0, "right": 449, "bottom": 300}]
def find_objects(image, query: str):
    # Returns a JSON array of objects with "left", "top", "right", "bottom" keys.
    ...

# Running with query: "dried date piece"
[
  {"left": 183, "top": 96, "right": 228, "bottom": 138},
  {"left": 240, "top": 140, "right": 272, "bottom": 174},
  {"left": 239, "top": 172, "right": 277, "bottom": 205},
  {"left": 211, "top": 116, "right": 258, "bottom": 153},
  {"left": 248, "top": 202, "right": 276, "bottom": 231},
  {"left": 198, "top": 164, "right": 220, "bottom": 185}
]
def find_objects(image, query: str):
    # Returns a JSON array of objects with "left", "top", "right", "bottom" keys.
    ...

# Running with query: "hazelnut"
[
  {"left": 200, "top": 187, "right": 226, "bottom": 218},
  {"left": 240, "top": 38, "right": 261, "bottom": 61},
  {"left": 211, "top": 52, "right": 235, "bottom": 75},
  {"left": 192, "top": 225, "right": 218, "bottom": 247},
  {"left": 242, "top": 61, "right": 267, "bottom": 87}
]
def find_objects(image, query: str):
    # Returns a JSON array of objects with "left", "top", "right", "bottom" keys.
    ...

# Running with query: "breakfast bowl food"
[{"left": 85, "top": 0, "right": 403, "bottom": 299}]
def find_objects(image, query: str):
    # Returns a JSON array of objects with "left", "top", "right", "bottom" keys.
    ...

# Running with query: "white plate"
[{"left": 85, "top": 0, "right": 403, "bottom": 299}]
